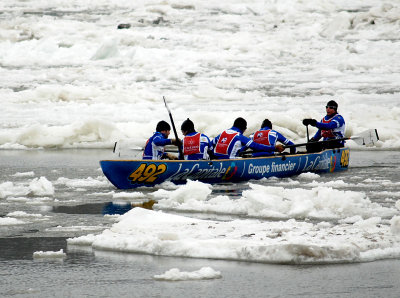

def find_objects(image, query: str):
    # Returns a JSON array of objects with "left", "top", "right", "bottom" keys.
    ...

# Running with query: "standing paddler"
[{"left": 303, "top": 100, "right": 346, "bottom": 149}]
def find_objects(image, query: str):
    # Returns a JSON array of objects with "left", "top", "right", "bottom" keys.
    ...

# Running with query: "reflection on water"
[
  {"left": 0, "top": 237, "right": 67, "bottom": 260},
  {"left": 102, "top": 202, "right": 132, "bottom": 215},
  {"left": 52, "top": 203, "right": 106, "bottom": 214},
  {"left": 102, "top": 200, "right": 156, "bottom": 216},
  {"left": 52, "top": 200, "right": 156, "bottom": 216}
]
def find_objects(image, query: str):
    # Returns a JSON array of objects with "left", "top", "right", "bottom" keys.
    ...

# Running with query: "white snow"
[
  {"left": 12, "top": 171, "right": 35, "bottom": 177},
  {"left": 33, "top": 249, "right": 66, "bottom": 259},
  {"left": 155, "top": 182, "right": 397, "bottom": 220},
  {"left": 154, "top": 267, "right": 222, "bottom": 281},
  {"left": 0, "top": 177, "right": 54, "bottom": 198},
  {"left": 0, "top": 217, "right": 26, "bottom": 225},
  {"left": 67, "top": 207, "right": 400, "bottom": 264},
  {"left": 0, "top": 0, "right": 399, "bottom": 150}
]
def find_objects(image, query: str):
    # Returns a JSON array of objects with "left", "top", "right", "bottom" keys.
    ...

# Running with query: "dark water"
[{"left": 1, "top": 149, "right": 400, "bottom": 297}]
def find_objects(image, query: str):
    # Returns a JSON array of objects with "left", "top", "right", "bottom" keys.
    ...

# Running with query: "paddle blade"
[
  {"left": 163, "top": 96, "right": 171, "bottom": 113},
  {"left": 114, "top": 139, "right": 143, "bottom": 158},
  {"left": 351, "top": 129, "right": 379, "bottom": 146}
]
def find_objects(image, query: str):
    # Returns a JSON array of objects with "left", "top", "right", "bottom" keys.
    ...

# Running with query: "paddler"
[
  {"left": 250, "top": 119, "right": 296, "bottom": 156},
  {"left": 212, "top": 117, "right": 284, "bottom": 159},
  {"left": 303, "top": 100, "right": 346, "bottom": 149},
  {"left": 142, "top": 120, "right": 180, "bottom": 160},
  {"left": 180, "top": 118, "right": 213, "bottom": 160}
]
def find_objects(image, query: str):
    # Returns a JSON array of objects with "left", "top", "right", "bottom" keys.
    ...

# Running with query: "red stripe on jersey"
[
  {"left": 183, "top": 133, "right": 201, "bottom": 155},
  {"left": 215, "top": 131, "right": 238, "bottom": 155},
  {"left": 253, "top": 129, "right": 271, "bottom": 145}
]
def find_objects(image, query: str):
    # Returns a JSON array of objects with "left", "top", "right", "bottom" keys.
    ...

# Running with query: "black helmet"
[
  {"left": 326, "top": 100, "right": 338, "bottom": 110},
  {"left": 156, "top": 120, "right": 171, "bottom": 132},
  {"left": 233, "top": 117, "right": 247, "bottom": 131},
  {"left": 181, "top": 118, "right": 195, "bottom": 133},
  {"left": 261, "top": 119, "right": 272, "bottom": 129}
]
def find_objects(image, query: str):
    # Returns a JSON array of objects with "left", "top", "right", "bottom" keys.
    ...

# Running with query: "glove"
[
  {"left": 275, "top": 144, "right": 285, "bottom": 153},
  {"left": 290, "top": 147, "right": 296, "bottom": 154},
  {"left": 302, "top": 119, "right": 317, "bottom": 126},
  {"left": 170, "top": 138, "right": 182, "bottom": 146}
]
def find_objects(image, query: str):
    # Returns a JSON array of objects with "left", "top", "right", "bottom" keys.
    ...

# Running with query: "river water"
[{"left": 1, "top": 149, "right": 400, "bottom": 297}]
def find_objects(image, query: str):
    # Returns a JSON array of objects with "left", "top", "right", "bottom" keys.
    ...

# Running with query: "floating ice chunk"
[
  {"left": 155, "top": 180, "right": 212, "bottom": 207},
  {"left": 7, "top": 211, "right": 44, "bottom": 218},
  {"left": 33, "top": 249, "right": 66, "bottom": 259},
  {"left": 339, "top": 215, "right": 363, "bottom": 224},
  {"left": 156, "top": 183, "right": 397, "bottom": 220},
  {"left": 67, "top": 208, "right": 400, "bottom": 264},
  {"left": 390, "top": 216, "right": 400, "bottom": 235},
  {"left": 306, "top": 180, "right": 349, "bottom": 188},
  {"left": 6, "top": 197, "right": 29, "bottom": 202},
  {"left": 154, "top": 267, "right": 222, "bottom": 281},
  {"left": 0, "top": 181, "right": 30, "bottom": 199},
  {"left": 29, "top": 177, "right": 54, "bottom": 196},
  {"left": 112, "top": 192, "right": 145, "bottom": 199},
  {"left": 157, "top": 181, "right": 180, "bottom": 190},
  {"left": 12, "top": 171, "right": 35, "bottom": 177},
  {"left": 353, "top": 217, "right": 381, "bottom": 231},
  {"left": 0, "top": 217, "right": 26, "bottom": 225},
  {"left": 67, "top": 234, "right": 98, "bottom": 246},
  {"left": 91, "top": 39, "right": 119, "bottom": 60},
  {"left": 26, "top": 197, "right": 54, "bottom": 204},
  {"left": 395, "top": 200, "right": 400, "bottom": 211},
  {"left": 170, "top": 180, "right": 212, "bottom": 203},
  {"left": 56, "top": 176, "right": 109, "bottom": 188},
  {"left": 46, "top": 226, "right": 104, "bottom": 233},
  {"left": 297, "top": 172, "right": 320, "bottom": 180},
  {"left": 320, "top": 11, "right": 352, "bottom": 39}
]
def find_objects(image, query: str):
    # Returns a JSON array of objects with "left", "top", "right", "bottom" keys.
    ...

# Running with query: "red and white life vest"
[
  {"left": 215, "top": 131, "right": 238, "bottom": 155},
  {"left": 253, "top": 129, "right": 271, "bottom": 145},
  {"left": 183, "top": 133, "right": 201, "bottom": 155},
  {"left": 321, "top": 117, "right": 335, "bottom": 138}
]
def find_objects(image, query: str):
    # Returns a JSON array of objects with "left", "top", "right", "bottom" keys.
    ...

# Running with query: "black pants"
[{"left": 306, "top": 140, "right": 344, "bottom": 153}]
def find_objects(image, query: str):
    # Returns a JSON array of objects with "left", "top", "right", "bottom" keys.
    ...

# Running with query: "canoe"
[{"left": 100, "top": 147, "right": 350, "bottom": 189}]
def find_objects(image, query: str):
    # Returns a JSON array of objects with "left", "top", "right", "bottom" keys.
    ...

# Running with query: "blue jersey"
[
  {"left": 313, "top": 113, "right": 346, "bottom": 145},
  {"left": 182, "top": 131, "right": 212, "bottom": 160},
  {"left": 212, "top": 126, "right": 275, "bottom": 159},
  {"left": 250, "top": 127, "right": 295, "bottom": 157},
  {"left": 142, "top": 132, "right": 172, "bottom": 160}
]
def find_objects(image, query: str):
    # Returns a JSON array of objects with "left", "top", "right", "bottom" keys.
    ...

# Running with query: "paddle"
[
  {"left": 239, "top": 129, "right": 379, "bottom": 156},
  {"left": 163, "top": 96, "right": 184, "bottom": 159},
  {"left": 285, "top": 129, "right": 379, "bottom": 149}
]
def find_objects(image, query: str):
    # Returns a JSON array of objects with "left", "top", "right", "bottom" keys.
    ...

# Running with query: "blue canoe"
[{"left": 100, "top": 147, "right": 350, "bottom": 189}]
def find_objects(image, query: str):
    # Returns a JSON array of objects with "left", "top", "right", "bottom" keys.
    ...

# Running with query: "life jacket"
[
  {"left": 215, "top": 131, "right": 238, "bottom": 155},
  {"left": 183, "top": 133, "right": 201, "bottom": 155},
  {"left": 253, "top": 129, "right": 271, "bottom": 145},
  {"left": 321, "top": 117, "right": 336, "bottom": 138}
]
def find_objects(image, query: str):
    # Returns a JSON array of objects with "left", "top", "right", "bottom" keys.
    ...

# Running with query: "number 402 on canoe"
[
  {"left": 128, "top": 163, "right": 167, "bottom": 183},
  {"left": 340, "top": 149, "right": 350, "bottom": 167}
]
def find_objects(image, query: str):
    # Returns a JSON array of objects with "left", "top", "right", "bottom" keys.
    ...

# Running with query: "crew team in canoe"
[
  {"left": 143, "top": 100, "right": 345, "bottom": 160},
  {"left": 212, "top": 117, "right": 291, "bottom": 159}
]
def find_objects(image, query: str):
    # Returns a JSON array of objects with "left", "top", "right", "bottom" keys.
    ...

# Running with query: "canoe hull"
[{"left": 100, "top": 148, "right": 350, "bottom": 189}]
